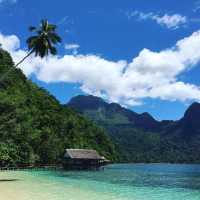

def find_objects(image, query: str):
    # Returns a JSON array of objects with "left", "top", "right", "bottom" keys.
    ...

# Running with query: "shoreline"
[
  {"left": 0, "top": 165, "right": 62, "bottom": 171},
  {"left": 1, "top": 162, "right": 200, "bottom": 172}
]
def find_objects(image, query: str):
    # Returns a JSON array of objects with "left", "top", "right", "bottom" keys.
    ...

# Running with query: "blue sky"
[{"left": 1, "top": 0, "right": 200, "bottom": 120}]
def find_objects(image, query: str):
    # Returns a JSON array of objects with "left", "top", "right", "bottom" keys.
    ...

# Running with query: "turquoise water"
[{"left": 1, "top": 164, "right": 200, "bottom": 200}]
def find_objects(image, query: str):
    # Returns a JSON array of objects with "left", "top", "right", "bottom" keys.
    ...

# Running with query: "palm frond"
[
  {"left": 48, "top": 32, "right": 62, "bottom": 44},
  {"left": 47, "top": 24, "right": 57, "bottom": 31},
  {"left": 50, "top": 46, "right": 57, "bottom": 55},
  {"left": 29, "top": 26, "right": 37, "bottom": 32},
  {"left": 27, "top": 19, "right": 61, "bottom": 58}
]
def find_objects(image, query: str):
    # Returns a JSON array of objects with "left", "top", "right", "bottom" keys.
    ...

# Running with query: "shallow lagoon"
[{"left": 1, "top": 164, "right": 200, "bottom": 200}]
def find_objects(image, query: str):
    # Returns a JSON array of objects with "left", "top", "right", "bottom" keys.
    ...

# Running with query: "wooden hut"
[{"left": 63, "top": 149, "right": 107, "bottom": 170}]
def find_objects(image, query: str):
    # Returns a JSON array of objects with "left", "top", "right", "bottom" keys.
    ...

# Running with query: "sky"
[{"left": 1, "top": 0, "right": 200, "bottom": 120}]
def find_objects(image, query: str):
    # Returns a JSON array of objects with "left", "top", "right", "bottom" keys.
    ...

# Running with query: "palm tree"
[{"left": 0, "top": 19, "right": 61, "bottom": 80}]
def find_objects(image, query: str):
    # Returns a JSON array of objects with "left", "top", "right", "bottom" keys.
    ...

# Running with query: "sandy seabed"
[
  {"left": 0, "top": 171, "right": 125, "bottom": 200},
  {"left": 0, "top": 181, "right": 30, "bottom": 200}
]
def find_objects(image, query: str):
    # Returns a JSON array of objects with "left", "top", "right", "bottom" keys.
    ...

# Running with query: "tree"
[{"left": 0, "top": 19, "right": 61, "bottom": 81}]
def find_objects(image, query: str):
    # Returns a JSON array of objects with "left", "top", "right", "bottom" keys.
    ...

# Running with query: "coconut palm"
[
  {"left": 0, "top": 19, "right": 61, "bottom": 81},
  {"left": 15, "top": 19, "right": 62, "bottom": 67}
]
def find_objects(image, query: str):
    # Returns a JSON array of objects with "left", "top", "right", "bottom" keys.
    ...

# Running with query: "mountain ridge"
[
  {"left": 68, "top": 95, "right": 200, "bottom": 163},
  {"left": 68, "top": 95, "right": 162, "bottom": 131}
]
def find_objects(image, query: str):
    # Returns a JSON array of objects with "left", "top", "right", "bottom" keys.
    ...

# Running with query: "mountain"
[
  {"left": 0, "top": 49, "right": 118, "bottom": 167},
  {"left": 68, "top": 95, "right": 160, "bottom": 131},
  {"left": 68, "top": 95, "right": 200, "bottom": 163},
  {"left": 178, "top": 102, "right": 200, "bottom": 136}
]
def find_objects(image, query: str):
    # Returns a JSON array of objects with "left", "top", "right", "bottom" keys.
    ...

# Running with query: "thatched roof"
[{"left": 64, "top": 149, "right": 103, "bottom": 160}]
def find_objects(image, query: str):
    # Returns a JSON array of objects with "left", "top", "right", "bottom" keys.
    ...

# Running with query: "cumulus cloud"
[
  {"left": 127, "top": 11, "right": 187, "bottom": 29},
  {"left": 1, "top": 31, "right": 200, "bottom": 106}
]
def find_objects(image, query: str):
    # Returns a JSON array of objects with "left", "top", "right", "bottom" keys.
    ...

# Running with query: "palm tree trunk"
[
  {"left": 14, "top": 50, "right": 34, "bottom": 68},
  {"left": 0, "top": 50, "right": 34, "bottom": 82}
]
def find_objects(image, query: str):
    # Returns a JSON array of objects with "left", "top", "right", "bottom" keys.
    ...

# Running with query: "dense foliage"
[
  {"left": 69, "top": 95, "right": 200, "bottom": 163},
  {"left": 0, "top": 49, "right": 118, "bottom": 167}
]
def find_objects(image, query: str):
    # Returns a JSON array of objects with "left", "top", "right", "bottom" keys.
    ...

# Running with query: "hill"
[
  {"left": 0, "top": 49, "right": 118, "bottom": 167},
  {"left": 68, "top": 95, "right": 200, "bottom": 163}
]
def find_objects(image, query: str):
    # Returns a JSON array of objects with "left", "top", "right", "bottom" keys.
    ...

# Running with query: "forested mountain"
[
  {"left": 68, "top": 95, "right": 200, "bottom": 163},
  {"left": 0, "top": 49, "right": 118, "bottom": 167},
  {"left": 68, "top": 95, "right": 160, "bottom": 131},
  {"left": 2, "top": 47, "right": 200, "bottom": 166}
]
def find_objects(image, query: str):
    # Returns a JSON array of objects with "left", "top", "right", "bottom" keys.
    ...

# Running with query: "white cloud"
[
  {"left": 126, "top": 10, "right": 153, "bottom": 20},
  {"left": 1, "top": 31, "right": 200, "bottom": 106},
  {"left": 127, "top": 11, "right": 187, "bottom": 29},
  {"left": 153, "top": 14, "right": 187, "bottom": 29},
  {"left": 65, "top": 43, "right": 80, "bottom": 55},
  {"left": 65, "top": 44, "right": 80, "bottom": 50},
  {"left": 0, "top": 34, "right": 20, "bottom": 50}
]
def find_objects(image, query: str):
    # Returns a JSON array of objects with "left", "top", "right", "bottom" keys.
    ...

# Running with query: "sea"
[{"left": 0, "top": 163, "right": 200, "bottom": 200}]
